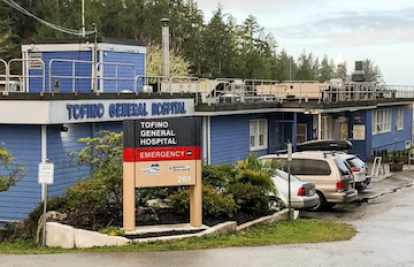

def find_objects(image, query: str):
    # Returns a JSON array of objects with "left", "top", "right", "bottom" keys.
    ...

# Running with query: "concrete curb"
[
  {"left": 132, "top": 221, "right": 237, "bottom": 243},
  {"left": 46, "top": 209, "right": 297, "bottom": 248},
  {"left": 237, "top": 209, "right": 299, "bottom": 231}
]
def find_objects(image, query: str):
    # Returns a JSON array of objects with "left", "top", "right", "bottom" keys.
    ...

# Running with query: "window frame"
[
  {"left": 250, "top": 119, "right": 268, "bottom": 151},
  {"left": 372, "top": 109, "right": 392, "bottom": 135},
  {"left": 397, "top": 108, "right": 404, "bottom": 131}
]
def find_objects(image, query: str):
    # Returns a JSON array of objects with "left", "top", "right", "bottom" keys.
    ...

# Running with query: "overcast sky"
[{"left": 195, "top": 0, "right": 414, "bottom": 85}]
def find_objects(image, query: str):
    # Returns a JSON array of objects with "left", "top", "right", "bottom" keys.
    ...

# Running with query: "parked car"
[
  {"left": 336, "top": 152, "right": 371, "bottom": 192},
  {"left": 260, "top": 151, "right": 358, "bottom": 211},
  {"left": 268, "top": 169, "right": 320, "bottom": 211}
]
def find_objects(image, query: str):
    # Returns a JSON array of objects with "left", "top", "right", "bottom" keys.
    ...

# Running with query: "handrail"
[
  {"left": 134, "top": 75, "right": 169, "bottom": 92},
  {"left": 9, "top": 59, "right": 45, "bottom": 93},
  {"left": 97, "top": 62, "right": 136, "bottom": 93},
  {"left": 0, "top": 59, "right": 9, "bottom": 91},
  {"left": 48, "top": 59, "right": 93, "bottom": 92}
]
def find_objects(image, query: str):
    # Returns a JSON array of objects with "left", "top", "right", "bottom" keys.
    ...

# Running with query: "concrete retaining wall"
[
  {"left": 46, "top": 209, "right": 298, "bottom": 248},
  {"left": 46, "top": 222, "right": 130, "bottom": 249}
]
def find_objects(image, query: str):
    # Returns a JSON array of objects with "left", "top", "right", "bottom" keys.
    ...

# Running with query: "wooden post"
[
  {"left": 190, "top": 160, "right": 202, "bottom": 227},
  {"left": 123, "top": 162, "right": 136, "bottom": 231}
]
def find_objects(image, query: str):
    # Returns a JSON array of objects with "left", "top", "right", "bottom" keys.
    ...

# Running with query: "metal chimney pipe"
[{"left": 161, "top": 18, "right": 170, "bottom": 78}]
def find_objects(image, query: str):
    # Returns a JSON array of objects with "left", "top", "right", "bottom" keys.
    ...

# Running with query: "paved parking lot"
[{"left": 301, "top": 165, "right": 414, "bottom": 222}]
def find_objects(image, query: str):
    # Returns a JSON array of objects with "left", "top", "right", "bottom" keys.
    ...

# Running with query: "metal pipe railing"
[
  {"left": 134, "top": 75, "right": 169, "bottom": 93},
  {"left": 8, "top": 59, "right": 45, "bottom": 93},
  {"left": 48, "top": 59, "right": 93, "bottom": 92},
  {"left": 97, "top": 62, "right": 136, "bottom": 92}
]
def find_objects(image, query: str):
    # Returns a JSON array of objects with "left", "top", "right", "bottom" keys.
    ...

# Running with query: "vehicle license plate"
[{"left": 309, "top": 189, "right": 315, "bottom": 196}]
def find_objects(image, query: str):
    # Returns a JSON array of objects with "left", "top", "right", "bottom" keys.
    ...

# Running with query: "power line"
[{"left": 1, "top": 0, "right": 95, "bottom": 36}]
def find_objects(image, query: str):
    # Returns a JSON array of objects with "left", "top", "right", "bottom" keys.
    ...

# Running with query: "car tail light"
[
  {"left": 298, "top": 187, "right": 306, "bottom": 196},
  {"left": 351, "top": 167, "right": 360, "bottom": 172},
  {"left": 336, "top": 181, "right": 344, "bottom": 192}
]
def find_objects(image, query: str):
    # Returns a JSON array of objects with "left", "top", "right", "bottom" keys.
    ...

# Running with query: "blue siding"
[
  {"left": 371, "top": 105, "right": 412, "bottom": 153},
  {"left": 0, "top": 125, "right": 42, "bottom": 222},
  {"left": 93, "top": 121, "right": 123, "bottom": 133},
  {"left": 210, "top": 114, "right": 268, "bottom": 164},
  {"left": 0, "top": 122, "right": 126, "bottom": 223},
  {"left": 29, "top": 51, "right": 93, "bottom": 93},
  {"left": 102, "top": 52, "right": 145, "bottom": 92},
  {"left": 47, "top": 124, "right": 93, "bottom": 198},
  {"left": 349, "top": 111, "right": 370, "bottom": 161}
]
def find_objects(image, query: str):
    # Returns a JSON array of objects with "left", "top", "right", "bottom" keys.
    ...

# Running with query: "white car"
[{"left": 269, "top": 169, "right": 320, "bottom": 211}]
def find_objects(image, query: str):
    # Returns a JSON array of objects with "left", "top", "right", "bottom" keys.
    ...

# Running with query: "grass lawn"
[{"left": 0, "top": 219, "right": 356, "bottom": 254}]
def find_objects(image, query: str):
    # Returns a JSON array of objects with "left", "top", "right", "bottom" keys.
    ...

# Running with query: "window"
[
  {"left": 277, "top": 158, "right": 331, "bottom": 176},
  {"left": 250, "top": 119, "right": 268, "bottom": 151},
  {"left": 372, "top": 109, "right": 391, "bottom": 134},
  {"left": 321, "top": 116, "right": 332, "bottom": 139},
  {"left": 297, "top": 124, "right": 307, "bottom": 143},
  {"left": 334, "top": 158, "right": 352, "bottom": 176},
  {"left": 397, "top": 108, "right": 404, "bottom": 130}
]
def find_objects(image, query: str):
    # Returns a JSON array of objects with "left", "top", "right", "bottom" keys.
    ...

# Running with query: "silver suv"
[
  {"left": 336, "top": 152, "right": 370, "bottom": 192},
  {"left": 260, "top": 151, "right": 358, "bottom": 211}
]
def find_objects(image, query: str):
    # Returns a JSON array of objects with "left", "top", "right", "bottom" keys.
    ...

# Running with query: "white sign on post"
[
  {"left": 287, "top": 143, "right": 292, "bottom": 161},
  {"left": 38, "top": 162, "right": 54, "bottom": 184}
]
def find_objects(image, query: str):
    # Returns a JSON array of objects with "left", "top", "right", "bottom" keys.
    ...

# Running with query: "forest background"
[{"left": 0, "top": 0, "right": 383, "bottom": 81}]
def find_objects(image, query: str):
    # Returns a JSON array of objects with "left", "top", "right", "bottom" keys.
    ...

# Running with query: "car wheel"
[
  {"left": 309, "top": 191, "right": 325, "bottom": 212},
  {"left": 268, "top": 197, "right": 285, "bottom": 212}
]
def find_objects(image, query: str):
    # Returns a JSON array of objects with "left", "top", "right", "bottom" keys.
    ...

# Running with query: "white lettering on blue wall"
[
  {"left": 151, "top": 102, "right": 186, "bottom": 116},
  {"left": 67, "top": 104, "right": 104, "bottom": 120},
  {"left": 109, "top": 103, "right": 148, "bottom": 118},
  {"left": 66, "top": 101, "right": 187, "bottom": 120}
]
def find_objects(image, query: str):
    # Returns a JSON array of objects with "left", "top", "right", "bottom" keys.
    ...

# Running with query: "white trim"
[
  {"left": 194, "top": 105, "right": 377, "bottom": 117},
  {"left": 372, "top": 109, "right": 392, "bottom": 135},
  {"left": 99, "top": 43, "right": 146, "bottom": 54},
  {"left": 318, "top": 113, "right": 322, "bottom": 140},
  {"left": 202, "top": 117, "right": 207, "bottom": 162},
  {"left": 378, "top": 101, "right": 413, "bottom": 106},
  {"left": 99, "top": 50, "right": 104, "bottom": 92},
  {"left": 0, "top": 99, "right": 194, "bottom": 124},
  {"left": 21, "top": 43, "right": 146, "bottom": 54},
  {"left": 22, "top": 43, "right": 93, "bottom": 53},
  {"left": 397, "top": 108, "right": 404, "bottom": 130},
  {"left": 250, "top": 119, "right": 268, "bottom": 151}
]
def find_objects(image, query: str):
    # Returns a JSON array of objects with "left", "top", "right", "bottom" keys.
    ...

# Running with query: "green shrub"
[
  {"left": 169, "top": 185, "right": 236, "bottom": 218},
  {"left": 227, "top": 182, "right": 270, "bottom": 215},
  {"left": 202, "top": 162, "right": 234, "bottom": 189}
]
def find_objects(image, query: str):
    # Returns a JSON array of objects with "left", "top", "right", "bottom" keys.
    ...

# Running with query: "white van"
[{"left": 260, "top": 151, "right": 358, "bottom": 211}]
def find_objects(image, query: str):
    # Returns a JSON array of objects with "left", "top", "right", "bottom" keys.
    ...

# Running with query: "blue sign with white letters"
[{"left": 66, "top": 101, "right": 187, "bottom": 121}]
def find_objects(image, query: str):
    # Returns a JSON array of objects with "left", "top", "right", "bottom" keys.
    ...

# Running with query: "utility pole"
[{"left": 81, "top": 0, "right": 85, "bottom": 37}]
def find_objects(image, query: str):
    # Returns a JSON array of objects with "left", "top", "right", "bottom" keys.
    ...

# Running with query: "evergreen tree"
[
  {"left": 336, "top": 62, "right": 348, "bottom": 80},
  {"left": 363, "top": 59, "right": 383, "bottom": 83},
  {"left": 319, "top": 55, "right": 335, "bottom": 82},
  {"left": 295, "top": 51, "right": 315, "bottom": 80}
]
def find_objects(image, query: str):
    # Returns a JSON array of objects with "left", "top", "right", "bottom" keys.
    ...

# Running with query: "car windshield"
[
  {"left": 346, "top": 157, "right": 365, "bottom": 168},
  {"left": 275, "top": 169, "right": 301, "bottom": 182}
]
